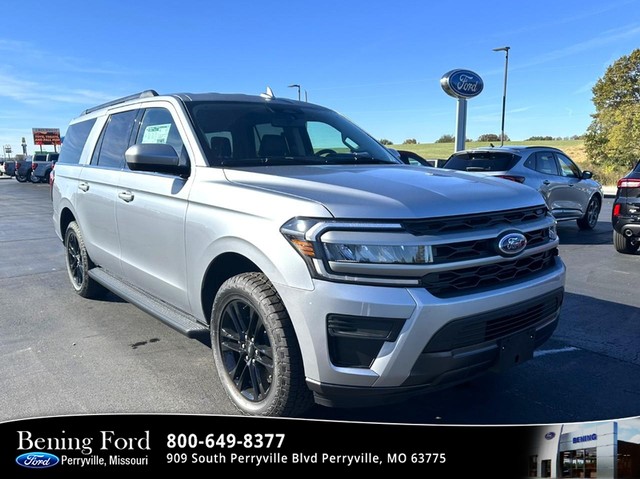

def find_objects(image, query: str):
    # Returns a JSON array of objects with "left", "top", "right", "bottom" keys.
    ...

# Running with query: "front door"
[{"left": 116, "top": 105, "right": 192, "bottom": 312}]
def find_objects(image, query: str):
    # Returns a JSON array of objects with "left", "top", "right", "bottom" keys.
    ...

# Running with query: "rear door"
[
  {"left": 116, "top": 105, "right": 192, "bottom": 312},
  {"left": 75, "top": 109, "right": 138, "bottom": 275}
]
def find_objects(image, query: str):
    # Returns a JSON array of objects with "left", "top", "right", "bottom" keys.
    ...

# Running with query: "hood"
[{"left": 223, "top": 164, "right": 547, "bottom": 219}]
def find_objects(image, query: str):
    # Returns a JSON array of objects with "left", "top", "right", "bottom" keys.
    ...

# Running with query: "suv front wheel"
[
  {"left": 577, "top": 196, "right": 601, "bottom": 230},
  {"left": 210, "top": 272, "right": 313, "bottom": 417}
]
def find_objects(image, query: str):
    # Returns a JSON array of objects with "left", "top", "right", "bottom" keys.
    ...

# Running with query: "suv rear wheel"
[
  {"left": 64, "top": 221, "right": 106, "bottom": 298},
  {"left": 210, "top": 272, "right": 313, "bottom": 417},
  {"left": 613, "top": 229, "right": 640, "bottom": 254}
]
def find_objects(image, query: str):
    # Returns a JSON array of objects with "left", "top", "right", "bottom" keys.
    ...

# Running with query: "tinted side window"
[
  {"left": 534, "top": 152, "right": 559, "bottom": 175},
  {"left": 135, "top": 108, "right": 184, "bottom": 156},
  {"left": 556, "top": 153, "right": 580, "bottom": 178},
  {"left": 93, "top": 110, "right": 138, "bottom": 169},
  {"left": 58, "top": 119, "right": 96, "bottom": 165}
]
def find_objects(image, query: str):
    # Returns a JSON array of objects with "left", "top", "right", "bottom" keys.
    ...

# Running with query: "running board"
[{"left": 88, "top": 268, "right": 209, "bottom": 338}]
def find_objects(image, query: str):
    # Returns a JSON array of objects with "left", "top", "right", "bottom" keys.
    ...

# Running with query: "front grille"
[
  {"left": 402, "top": 206, "right": 547, "bottom": 235},
  {"left": 422, "top": 249, "right": 558, "bottom": 297},
  {"left": 431, "top": 228, "right": 549, "bottom": 264},
  {"left": 423, "top": 288, "right": 564, "bottom": 353}
]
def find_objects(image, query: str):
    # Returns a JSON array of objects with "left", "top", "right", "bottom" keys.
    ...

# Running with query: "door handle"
[
  {"left": 118, "top": 191, "right": 135, "bottom": 202},
  {"left": 542, "top": 180, "right": 551, "bottom": 185},
  {"left": 78, "top": 182, "right": 89, "bottom": 192}
]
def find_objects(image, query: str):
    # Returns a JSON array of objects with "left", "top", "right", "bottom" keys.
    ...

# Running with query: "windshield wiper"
[
  {"left": 220, "top": 156, "right": 326, "bottom": 167},
  {"left": 323, "top": 152, "right": 396, "bottom": 165},
  {"left": 220, "top": 153, "right": 396, "bottom": 167}
]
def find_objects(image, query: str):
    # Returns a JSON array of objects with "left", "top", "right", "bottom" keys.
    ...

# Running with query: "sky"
[{"left": 1, "top": 0, "right": 639, "bottom": 156}]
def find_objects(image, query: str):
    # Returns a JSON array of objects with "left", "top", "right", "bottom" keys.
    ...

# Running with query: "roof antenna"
[
  {"left": 490, "top": 142, "right": 495, "bottom": 147},
  {"left": 260, "top": 86, "right": 276, "bottom": 100}
]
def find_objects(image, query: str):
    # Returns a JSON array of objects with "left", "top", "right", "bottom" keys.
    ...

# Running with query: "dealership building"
[{"left": 528, "top": 421, "right": 640, "bottom": 478}]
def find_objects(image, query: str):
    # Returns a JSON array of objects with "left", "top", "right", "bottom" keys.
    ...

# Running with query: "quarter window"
[{"left": 58, "top": 119, "right": 96, "bottom": 165}]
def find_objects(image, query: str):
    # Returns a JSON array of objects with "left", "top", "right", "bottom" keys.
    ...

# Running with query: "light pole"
[
  {"left": 288, "top": 84, "right": 301, "bottom": 101},
  {"left": 493, "top": 46, "right": 510, "bottom": 146}
]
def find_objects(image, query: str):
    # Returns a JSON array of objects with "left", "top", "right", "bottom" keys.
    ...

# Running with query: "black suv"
[{"left": 612, "top": 160, "right": 640, "bottom": 254}]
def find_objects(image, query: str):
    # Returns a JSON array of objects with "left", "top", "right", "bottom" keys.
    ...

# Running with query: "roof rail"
[{"left": 81, "top": 90, "right": 159, "bottom": 116}]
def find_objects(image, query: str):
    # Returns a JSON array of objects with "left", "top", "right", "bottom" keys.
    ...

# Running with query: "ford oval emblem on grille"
[{"left": 497, "top": 232, "right": 527, "bottom": 257}]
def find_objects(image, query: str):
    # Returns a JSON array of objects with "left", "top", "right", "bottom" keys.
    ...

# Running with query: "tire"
[
  {"left": 577, "top": 196, "right": 601, "bottom": 230},
  {"left": 30, "top": 173, "right": 42, "bottom": 183},
  {"left": 15, "top": 174, "right": 28, "bottom": 183},
  {"left": 210, "top": 272, "right": 313, "bottom": 417},
  {"left": 613, "top": 229, "right": 640, "bottom": 254},
  {"left": 64, "top": 221, "right": 106, "bottom": 298}
]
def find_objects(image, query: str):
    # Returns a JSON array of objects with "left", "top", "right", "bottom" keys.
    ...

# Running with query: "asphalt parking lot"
[{"left": 1, "top": 177, "right": 639, "bottom": 425}]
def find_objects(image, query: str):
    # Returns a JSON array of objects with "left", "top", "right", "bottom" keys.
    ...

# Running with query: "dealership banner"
[
  {"left": 0, "top": 414, "right": 535, "bottom": 477},
  {"left": 32, "top": 128, "right": 61, "bottom": 146}
]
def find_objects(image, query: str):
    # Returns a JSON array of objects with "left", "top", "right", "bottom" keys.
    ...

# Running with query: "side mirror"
[
  {"left": 125, "top": 144, "right": 190, "bottom": 177},
  {"left": 581, "top": 170, "right": 593, "bottom": 180}
]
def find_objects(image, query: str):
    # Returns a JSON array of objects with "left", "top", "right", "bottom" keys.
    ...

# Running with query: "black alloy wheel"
[
  {"left": 577, "top": 196, "right": 601, "bottom": 230},
  {"left": 64, "top": 221, "right": 105, "bottom": 298},
  {"left": 210, "top": 272, "right": 312, "bottom": 417}
]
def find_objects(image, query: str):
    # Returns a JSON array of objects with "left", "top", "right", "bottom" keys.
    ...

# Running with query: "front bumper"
[{"left": 275, "top": 256, "right": 566, "bottom": 407}]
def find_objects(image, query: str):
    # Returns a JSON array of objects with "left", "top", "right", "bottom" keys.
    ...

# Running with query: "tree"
[
  {"left": 379, "top": 139, "right": 392, "bottom": 145},
  {"left": 585, "top": 49, "right": 640, "bottom": 169},
  {"left": 403, "top": 138, "right": 417, "bottom": 144},
  {"left": 526, "top": 136, "right": 554, "bottom": 141},
  {"left": 435, "top": 134, "right": 455, "bottom": 143},
  {"left": 477, "top": 133, "right": 500, "bottom": 142}
]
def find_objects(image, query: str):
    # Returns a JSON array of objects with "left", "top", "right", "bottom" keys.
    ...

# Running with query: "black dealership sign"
[{"left": 0, "top": 414, "right": 535, "bottom": 477}]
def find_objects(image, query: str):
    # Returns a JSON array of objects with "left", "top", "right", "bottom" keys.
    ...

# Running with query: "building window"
[
  {"left": 541, "top": 459, "right": 551, "bottom": 477},
  {"left": 561, "top": 448, "right": 597, "bottom": 478}
]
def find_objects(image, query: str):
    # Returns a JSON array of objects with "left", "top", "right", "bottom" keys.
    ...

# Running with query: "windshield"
[{"left": 186, "top": 101, "right": 399, "bottom": 167}]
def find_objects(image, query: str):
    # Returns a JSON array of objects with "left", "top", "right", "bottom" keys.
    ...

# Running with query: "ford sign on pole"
[
  {"left": 440, "top": 69, "right": 484, "bottom": 99},
  {"left": 440, "top": 69, "right": 484, "bottom": 152}
]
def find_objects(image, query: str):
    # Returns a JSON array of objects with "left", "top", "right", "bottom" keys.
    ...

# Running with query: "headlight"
[
  {"left": 281, "top": 218, "right": 432, "bottom": 285},
  {"left": 324, "top": 243, "right": 430, "bottom": 264}
]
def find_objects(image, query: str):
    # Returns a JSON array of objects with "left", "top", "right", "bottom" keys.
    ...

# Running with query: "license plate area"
[{"left": 493, "top": 329, "right": 536, "bottom": 371}]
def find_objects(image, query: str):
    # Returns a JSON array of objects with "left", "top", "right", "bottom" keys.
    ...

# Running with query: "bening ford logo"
[
  {"left": 497, "top": 232, "right": 527, "bottom": 257},
  {"left": 440, "top": 69, "right": 484, "bottom": 99},
  {"left": 16, "top": 452, "right": 60, "bottom": 469}
]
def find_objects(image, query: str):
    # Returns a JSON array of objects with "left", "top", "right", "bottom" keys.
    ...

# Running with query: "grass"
[{"left": 390, "top": 140, "right": 625, "bottom": 186}]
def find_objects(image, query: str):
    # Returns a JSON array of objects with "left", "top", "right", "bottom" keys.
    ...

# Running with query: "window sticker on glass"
[{"left": 142, "top": 124, "right": 172, "bottom": 144}]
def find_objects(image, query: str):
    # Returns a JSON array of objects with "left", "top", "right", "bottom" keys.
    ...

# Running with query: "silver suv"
[
  {"left": 443, "top": 146, "right": 603, "bottom": 230},
  {"left": 52, "top": 90, "right": 566, "bottom": 416}
]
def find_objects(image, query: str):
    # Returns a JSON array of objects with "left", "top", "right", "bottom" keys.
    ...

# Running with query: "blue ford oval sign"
[
  {"left": 496, "top": 232, "right": 527, "bottom": 257},
  {"left": 16, "top": 452, "right": 60, "bottom": 469},
  {"left": 440, "top": 69, "right": 484, "bottom": 99},
  {"left": 545, "top": 432, "right": 556, "bottom": 440}
]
